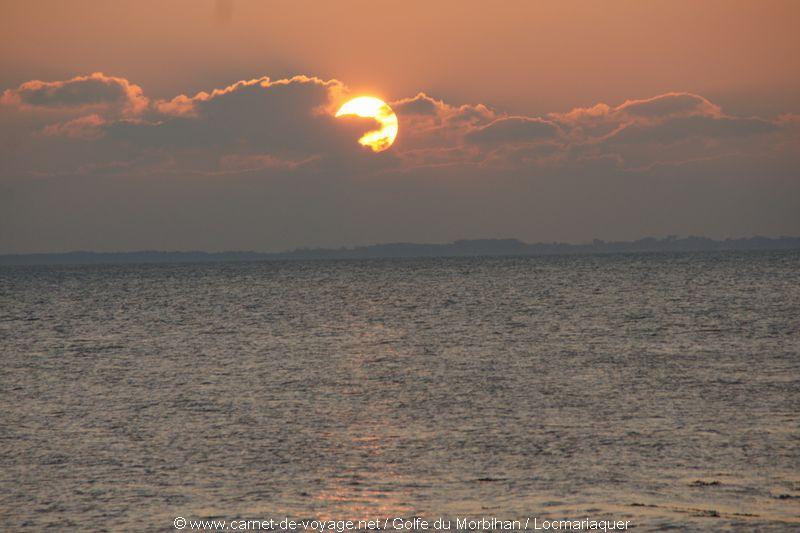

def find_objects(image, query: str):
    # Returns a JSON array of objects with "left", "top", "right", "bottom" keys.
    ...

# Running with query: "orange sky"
[
  {"left": 2, "top": 0, "right": 798, "bottom": 116},
  {"left": 1, "top": 1, "right": 799, "bottom": 253}
]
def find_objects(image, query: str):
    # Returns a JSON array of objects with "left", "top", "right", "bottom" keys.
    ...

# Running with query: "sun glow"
[{"left": 335, "top": 96, "right": 398, "bottom": 152}]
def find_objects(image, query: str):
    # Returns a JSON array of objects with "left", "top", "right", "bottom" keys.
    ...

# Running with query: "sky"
[{"left": 1, "top": 0, "right": 799, "bottom": 253}]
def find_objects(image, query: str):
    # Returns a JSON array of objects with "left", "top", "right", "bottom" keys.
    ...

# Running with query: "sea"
[{"left": 1, "top": 251, "right": 799, "bottom": 531}]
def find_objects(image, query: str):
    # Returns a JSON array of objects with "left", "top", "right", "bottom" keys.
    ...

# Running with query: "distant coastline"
[{"left": 2, "top": 236, "right": 799, "bottom": 265}]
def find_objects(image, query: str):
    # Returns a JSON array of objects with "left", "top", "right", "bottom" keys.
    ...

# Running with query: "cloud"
[
  {"left": 392, "top": 93, "right": 442, "bottom": 116},
  {"left": 118, "top": 76, "right": 352, "bottom": 153},
  {"left": 539, "top": 91, "right": 790, "bottom": 170},
  {"left": 218, "top": 153, "right": 315, "bottom": 173},
  {"left": 390, "top": 92, "right": 496, "bottom": 127},
  {"left": 1, "top": 74, "right": 797, "bottom": 178},
  {"left": 616, "top": 92, "right": 720, "bottom": 119},
  {"left": 388, "top": 92, "right": 496, "bottom": 156},
  {"left": 465, "top": 117, "right": 560, "bottom": 145},
  {"left": 104, "top": 75, "right": 397, "bottom": 173},
  {"left": 1, "top": 72, "right": 148, "bottom": 115},
  {"left": 446, "top": 103, "right": 495, "bottom": 126},
  {"left": 42, "top": 114, "right": 106, "bottom": 140},
  {"left": 554, "top": 92, "right": 719, "bottom": 127},
  {"left": 607, "top": 115, "right": 778, "bottom": 145},
  {"left": 551, "top": 92, "right": 724, "bottom": 142}
]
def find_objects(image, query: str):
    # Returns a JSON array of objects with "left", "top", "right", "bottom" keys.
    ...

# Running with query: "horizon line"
[{"left": 2, "top": 235, "right": 799, "bottom": 265}]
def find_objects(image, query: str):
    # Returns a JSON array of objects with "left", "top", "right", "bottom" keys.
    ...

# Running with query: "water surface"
[{"left": 2, "top": 252, "right": 799, "bottom": 530}]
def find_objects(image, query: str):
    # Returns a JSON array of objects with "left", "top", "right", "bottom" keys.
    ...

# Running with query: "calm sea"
[{"left": 2, "top": 252, "right": 799, "bottom": 531}]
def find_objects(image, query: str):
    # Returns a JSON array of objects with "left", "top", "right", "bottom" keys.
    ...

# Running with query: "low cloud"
[
  {"left": 616, "top": 92, "right": 720, "bottom": 119},
  {"left": 42, "top": 114, "right": 106, "bottom": 140},
  {"left": 115, "top": 76, "right": 357, "bottom": 155},
  {"left": 392, "top": 93, "right": 442, "bottom": 116},
  {"left": 607, "top": 115, "right": 778, "bottom": 145},
  {"left": 465, "top": 117, "right": 560, "bottom": 145},
  {"left": 1, "top": 73, "right": 796, "bottom": 177},
  {"left": 1, "top": 72, "right": 148, "bottom": 116}
]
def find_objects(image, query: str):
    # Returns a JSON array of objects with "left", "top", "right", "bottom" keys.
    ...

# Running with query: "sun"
[{"left": 335, "top": 96, "right": 398, "bottom": 152}]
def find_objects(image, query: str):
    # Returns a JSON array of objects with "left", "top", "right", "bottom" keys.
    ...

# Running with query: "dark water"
[{"left": 2, "top": 252, "right": 799, "bottom": 531}]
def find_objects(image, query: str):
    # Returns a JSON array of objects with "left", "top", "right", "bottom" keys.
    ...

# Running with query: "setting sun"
[{"left": 335, "top": 96, "right": 398, "bottom": 152}]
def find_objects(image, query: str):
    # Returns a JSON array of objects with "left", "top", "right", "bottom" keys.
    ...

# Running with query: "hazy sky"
[{"left": 1, "top": 0, "right": 799, "bottom": 253}]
